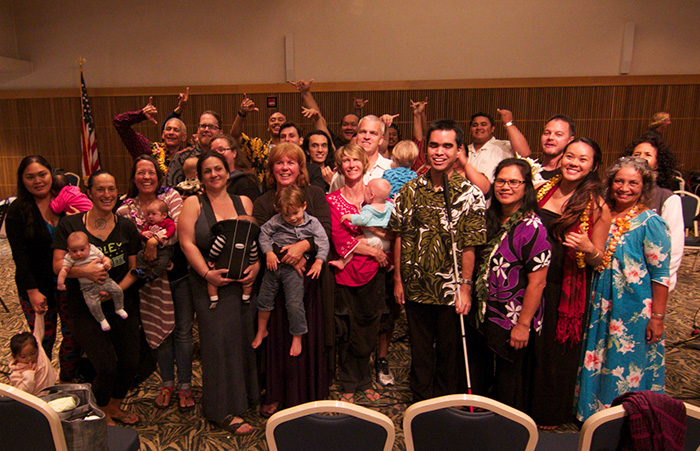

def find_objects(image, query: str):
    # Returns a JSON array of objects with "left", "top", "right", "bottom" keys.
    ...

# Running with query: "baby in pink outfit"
[
  {"left": 50, "top": 172, "right": 93, "bottom": 215},
  {"left": 9, "top": 311, "right": 58, "bottom": 395}
]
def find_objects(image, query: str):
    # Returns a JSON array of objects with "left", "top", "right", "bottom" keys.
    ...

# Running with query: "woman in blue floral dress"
[
  {"left": 475, "top": 158, "right": 551, "bottom": 411},
  {"left": 576, "top": 157, "right": 671, "bottom": 421}
]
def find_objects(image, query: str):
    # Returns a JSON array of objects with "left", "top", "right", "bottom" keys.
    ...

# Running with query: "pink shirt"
[
  {"left": 50, "top": 185, "right": 93, "bottom": 214},
  {"left": 327, "top": 190, "right": 379, "bottom": 287},
  {"left": 9, "top": 321, "right": 58, "bottom": 395}
]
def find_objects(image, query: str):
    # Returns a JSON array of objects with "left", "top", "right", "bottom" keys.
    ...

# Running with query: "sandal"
[
  {"left": 359, "top": 389, "right": 380, "bottom": 404},
  {"left": 155, "top": 386, "right": 174, "bottom": 409},
  {"left": 110, "top": 410, "right": 139, "bottom": 425},
  {"left": 220, "top": 414, "right": 254, "bottom": 436},
  {"left": 261, "top": 401, "right": 281, "bottom": 419},
  {"left": 178, "top": 389, "right": 196, "bottom": 412},
  {"left": 340, "top": 393, "right": 355, "bottom": 404}
]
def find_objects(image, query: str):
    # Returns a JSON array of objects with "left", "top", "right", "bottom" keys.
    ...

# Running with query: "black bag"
[
  {"left": 200, "top": 193, "right": 260, "bottom": 279},
  {"left": 40, "top": 383, "right": 108, "bottom": 451}
]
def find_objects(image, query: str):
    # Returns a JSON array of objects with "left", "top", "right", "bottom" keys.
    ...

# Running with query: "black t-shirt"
[
  {"left": 540, "top": 167, "right": 562, "bottom": 181},
  {"left": 52, "top": 213, "right": 141, "bottom": 316}
]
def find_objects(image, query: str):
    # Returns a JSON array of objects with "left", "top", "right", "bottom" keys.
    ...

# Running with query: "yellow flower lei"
[
  {"left": 151, "top": 142, "right": 169, "bottom": 175},
  {"left": 537, "top": 173, "right": 592, "bottom": 268},
  {"left": 596, "top": 204, "right": 641, "bottom": 272}
]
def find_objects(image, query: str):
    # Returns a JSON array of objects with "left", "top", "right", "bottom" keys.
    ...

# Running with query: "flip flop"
[
  {"left": 220, "top": 414, "right": 254, "bottom": 436},
  {"left": 155, "top": 386, "right": 174, "bottom": 409},
  {"left": 340, "top": 393, "right": 355, "bottom": 404},
  {"left": 359, "top": 389, "right": 380, "bottom": 404},
  {"left": 178, "top": 389, "right": 196, "bottom": 412},
  {"left": 111, "top": 410, "right": 139, "bottom": 425}
]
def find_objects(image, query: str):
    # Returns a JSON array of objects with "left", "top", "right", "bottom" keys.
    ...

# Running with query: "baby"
[
  {"left": 330, "top": 178, "right": 393, "bottom": 270},
  {"left": 50, "top": 171, "right": 93, "bottom": 214},
  {"left": 252, "top": 186, "right": 329, "bottom": 357},
  {"left": 206, "top": 216, "right": 259, "bottom": 309},
  {"left": 175, "top": 156, "right": 202, "bottom": 197},
  {"left": 9, "top": 311, "right": 58, "bottom": 395},
  {"left": 131, "top": 199, "right": 176, "bottom": 282},
  {"left": 57, "top": 231, "right": 127, "bottom": 331},
  {"left": 382, "top": 140, "right": 419, "bottom": 200}
]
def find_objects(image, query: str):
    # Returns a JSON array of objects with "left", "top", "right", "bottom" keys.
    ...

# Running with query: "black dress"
[{"left": 529, "top": 209, "right": 584, "bottom": 426}]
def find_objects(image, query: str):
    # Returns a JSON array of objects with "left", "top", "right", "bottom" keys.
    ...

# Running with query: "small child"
[
  {"left": 206, "top": 215, "right": 259, "bottom": 309},
  {"left": 131, "top": 199, "right": 176, "bottom": 282},
  {"left": 57, "top": 231, "right": 127, "bottom": 331},
  {"left": 382, "top": 140, "right": 419, "bottom": 200},
  {"left": 9, "top": 311, "right": 58, "bottom": 395},
  {"left": 175, "top": 156, "right": 202, "bottom": 197},
  {"left": 50, "top": 171, "right": 93, "bottom": 215},
  {"left": 252, "top": 186, "right": 329, "bottom": 357},
  {"left": 330, "top": 178, "right": 393, "bottom": 270}
]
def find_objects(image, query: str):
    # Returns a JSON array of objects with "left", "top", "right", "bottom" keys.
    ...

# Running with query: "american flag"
[{"left": 80, "top": 68, "right": 100, "bottom": 180}]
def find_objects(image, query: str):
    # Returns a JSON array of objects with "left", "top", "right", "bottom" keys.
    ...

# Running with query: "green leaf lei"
[{"left": 474, "top": 209, "right": 525, "bottom": 327}]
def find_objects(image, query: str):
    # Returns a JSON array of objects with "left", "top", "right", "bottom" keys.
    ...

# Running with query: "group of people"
[{"left": 5, "top": 81, "right": 681, "bottom": 436}]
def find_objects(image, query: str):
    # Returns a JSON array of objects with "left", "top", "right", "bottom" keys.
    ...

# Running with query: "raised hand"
[
  {"left": 289, "top": 79, "right": 314, "bottom": 93},
  {"left": 301, "top": 106, "right": 320, "bottom": 119},
  {"left": 239, "top": 93, "right": 259, "bottom": 114},
  {"left": 497, "top": 108, "right": 514, "bottom": 124},
  {"left": 353, "top": 98, "right": 369, "bottom": 110},
  {"left": 177, "top": 87, "right": 190, "bottom": 110},
  {"left": 142, "top": 97, "right": 158, "bottom": 124},
  {"left": 379, "top": 113, "right": 399, "bottom": 127},
  {"left": 410, "top": 97, "right": 428, "bottom": 115}
]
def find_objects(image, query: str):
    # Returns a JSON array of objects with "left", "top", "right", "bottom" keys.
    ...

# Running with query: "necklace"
[
  {"left": 575, "top": 195, "right": 593, "bottom": 268},
  {"left": 536, "top": 174, "right": 562, "bottom": 202},
  {"left": 474, "top": 210, "right": 525, "bottom": 327},
  {"left": 151, "top": 142, "right": 169, "bottom": 174},
  {"left": 596, "top": 204, "right": 641, "bottom": 272},
  {"left": 537, "top": 174, "right": 592, "bottom": 268}
]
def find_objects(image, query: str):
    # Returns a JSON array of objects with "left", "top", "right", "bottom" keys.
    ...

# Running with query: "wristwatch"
[
  {"left": 458, "top": 278, "right": 473, "bottom": 286},
  {"left": 505, "top": 121, "right": 514, "bottom": 127}
]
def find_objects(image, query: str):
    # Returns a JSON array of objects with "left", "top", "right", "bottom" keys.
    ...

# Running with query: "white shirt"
[
  {"left": 329, "top": 154, "right": 392, "bottom": 192},
  {"left": 468, "top": 136, "right": 514, "bottom": 182},
  {"left": 660, "top": 194, "right": 684, "bottom": 291}
]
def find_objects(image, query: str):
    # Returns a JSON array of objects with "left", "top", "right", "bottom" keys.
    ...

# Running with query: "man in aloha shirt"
[
  {"left": 390, "top": 118, "right": 486, "bottom": 402},
  {"left": 230, "top": 94, "right": 286, "bottom": 182}
]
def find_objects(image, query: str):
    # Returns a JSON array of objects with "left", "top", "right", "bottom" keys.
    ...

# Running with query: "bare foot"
[
  {"left": 328, "top": 259, "right": 346, "bottom": 270},
  {"left": 289, "top": 335, "right": 302, "bottom": 356},
  {"left": 252, "top": 329, "right": 268, "bottom": 349}
]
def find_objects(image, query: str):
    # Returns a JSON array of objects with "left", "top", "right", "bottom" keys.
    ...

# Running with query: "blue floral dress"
[{"left": 576, "top": 209, "right": 671, "bottom": 421}]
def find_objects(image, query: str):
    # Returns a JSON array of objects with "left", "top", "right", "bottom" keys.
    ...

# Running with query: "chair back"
[
  {"left": 579, "top": 401, "right": 700, "bottom": 451},
  {"left": 64, "top": 172, "right": 81, "bottom": 187},
  {"left": 675, "top": 190, "right": 700, "bottom": 236},
  {"left": 403, "top": 394, "right": 538, "bottom": 451},
  {"left": 0, "top": 382, "right": 67, "bottom": 451},
  {"left": 266, "top": 400, "right": 395, "bottom": 451}
]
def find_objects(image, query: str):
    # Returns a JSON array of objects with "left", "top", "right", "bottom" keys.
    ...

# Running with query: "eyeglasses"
[
  {"left": 494, "top": 179, "right": 526, "bottom": 188},
  {"left": 198, "top": 124, "right": 220, "bottom": 130}
]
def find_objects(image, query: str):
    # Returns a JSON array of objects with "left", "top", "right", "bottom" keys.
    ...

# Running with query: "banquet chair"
[
  {"left": 0, "top": 383, "right": 140, "bottom": 451},
  {"left": 64, "top": 171, "right": 81, "bottom": 186},
  {"left": 403, "top": 394, "right": 538, "bottom": 451},
  {"left": 537, "top": 401, "right": 700, "bottom": 451},
  {"left": 266, "top": 400, "right": 395, "bottom": 451},
  {"left": 675, "top": 190, "right": 700, "bottom": 270}
]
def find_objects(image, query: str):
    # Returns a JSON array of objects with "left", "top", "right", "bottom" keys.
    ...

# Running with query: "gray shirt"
[{"left": 259, "top": 211, "right": 329, "bottom": 261}]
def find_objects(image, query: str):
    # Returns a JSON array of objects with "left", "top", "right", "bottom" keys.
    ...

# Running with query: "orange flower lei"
[{"left": 596, "top": 204, "right": 641, "bottom": 272}]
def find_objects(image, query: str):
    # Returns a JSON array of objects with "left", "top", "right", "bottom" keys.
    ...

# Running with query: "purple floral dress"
[{"left": 479, "top": 213, "right": 551, "bottom": 361}]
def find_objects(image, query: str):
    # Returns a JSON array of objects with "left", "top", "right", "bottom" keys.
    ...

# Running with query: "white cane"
[{"left": 443, "top": 173, "right": 473, "bottom": 402}]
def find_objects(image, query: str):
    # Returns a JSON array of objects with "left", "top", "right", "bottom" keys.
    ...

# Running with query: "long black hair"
[
  {"left": 15, "top": 155, "right": 53, "bottom": 236},
  {"left": 486, "top": 158, "right": 538, "bottom": 240},
  {"left": 622, "top": 131, "right": 677, "bottom": 190}
]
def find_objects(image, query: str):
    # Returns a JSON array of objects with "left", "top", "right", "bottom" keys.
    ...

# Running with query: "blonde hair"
[
  {"left": 265, "top": 143, "right": 309, "bottom": 189},
  {"left": 391, "top": 140, "right": 419, "bottom": 168},
  {"left": 335, "top": 143, "right": 369, "bottom": 174}
]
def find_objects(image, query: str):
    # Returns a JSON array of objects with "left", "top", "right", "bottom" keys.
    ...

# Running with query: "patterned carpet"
[{"left": 0, "top": 238, "right": 698, "bottom": 450}]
